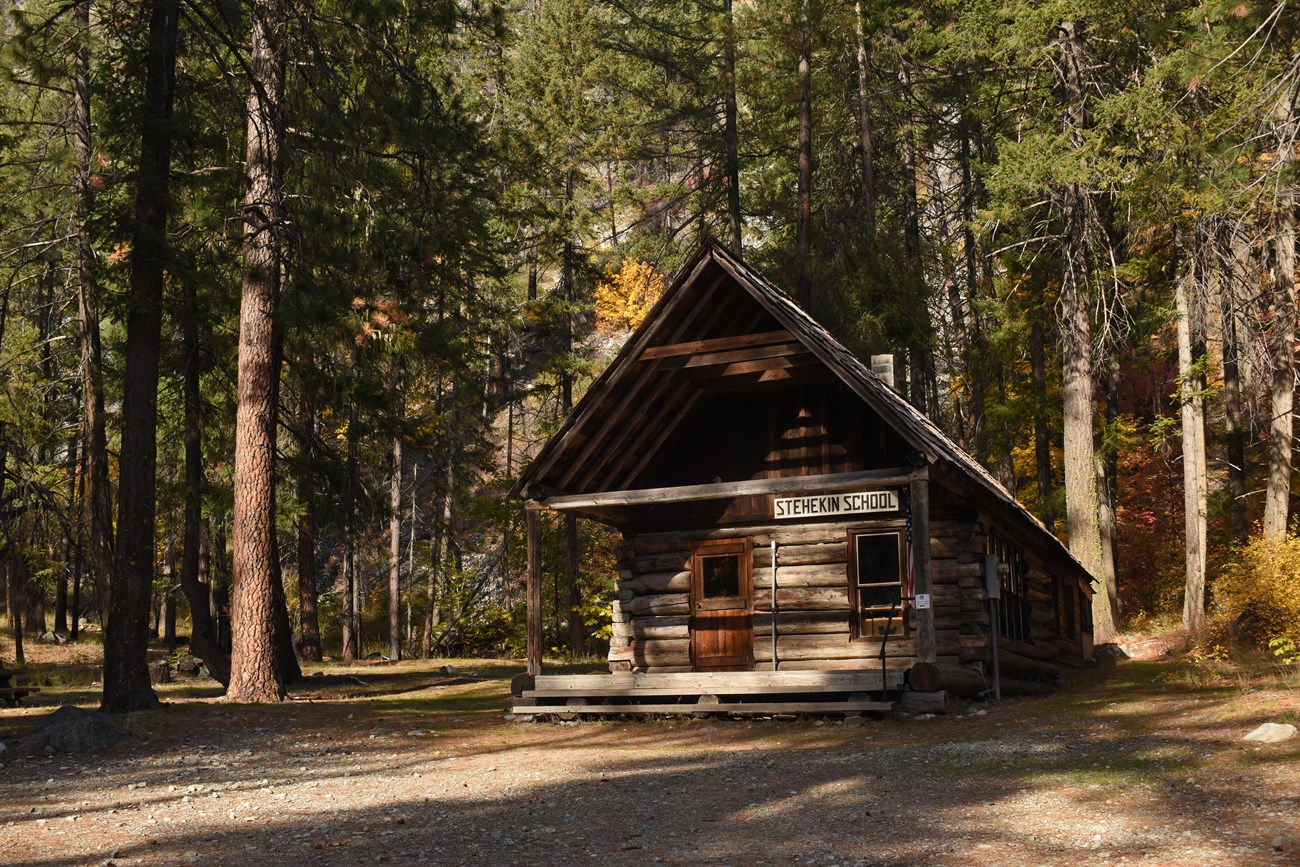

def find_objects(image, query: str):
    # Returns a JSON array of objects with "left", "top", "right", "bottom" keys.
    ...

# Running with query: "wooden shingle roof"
[{"left": 514, "top": 241, "right": 1092, "bottom": 584}]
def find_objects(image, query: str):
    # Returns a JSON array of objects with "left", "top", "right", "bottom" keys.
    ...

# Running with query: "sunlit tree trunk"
[
  {"left": 227, "top": 0, "right": 288, "bottom": 703},
  {"left": 1263, "top": 104, "right": 1297, "bottom": 539},
  {"left": 389, "top": 364, "right": 404, "bottom": 662},
  {"left": 1176, "top": 243, "right": 1207, "bottom": 633}
]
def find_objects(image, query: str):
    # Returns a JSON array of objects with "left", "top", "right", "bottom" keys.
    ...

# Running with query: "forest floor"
[{"left": 0, "top": 636, "right": 1297, "bottom": 867}]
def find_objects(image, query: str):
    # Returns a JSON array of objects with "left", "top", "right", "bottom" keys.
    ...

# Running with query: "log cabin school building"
[{"left": 511, "top": 241, "right": 1094, "bottom": 717}]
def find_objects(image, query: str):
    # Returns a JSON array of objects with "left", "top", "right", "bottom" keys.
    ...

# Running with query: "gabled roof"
[{"left": 515, "top": 240, "right": 1092, "bottom": 583}]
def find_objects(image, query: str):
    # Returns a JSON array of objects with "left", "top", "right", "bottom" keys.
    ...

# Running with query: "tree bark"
[
  {"left": 179, "top": 274, "right": 229, "bottom": 684},
  {"left": 1030, "top": 318, "right": 1054, "bottom": 528},
  {"left": 74, "top": 0, "right": 112, "bottom": 633},
  {"left": 56, "top": 434, "right": 77, "bottom": 635},
  {"left": 1222, "top": 222, "right": 1251, "bottom": 544},
  {"left": 1263, "top": 113, "right": 1297, "bottom": 539},
  {"left": 1097, "top": 356, "right": 1121, "bottom": 621},
  {"left": 295, "top": 359, "right": 322, "bottom": 663},
  {"left": 227, "top": 0, "right": 288, "bottom": 703},
  {"left": 1054, "top": 21, "right": 1115, "bottom": 643},
  {"left": 723, "top": 0, "right": 743, "bottom": 253},
  {"left": 101, "top": 0, "right": 179, "bottom": 714},
  {"left": 422, "top": 463, "right": 451, "bottom": 658},
  {"left": 852, "top": 0, "right": 876, "bottom": 233},
  {"left": 566, "top": 515, "right": 582, "bottom": 657},
  {"left": 162, "top": 533, "right": 177, "bottom": 649},
  {"left": 8, "top": 556, "right": 24, "bottom": 666},
  {"left": 389, "top": 369, "right": 403, "bottom": 662},
  {"left": 794, "top": 0, "right": 813, "bottom": 310},
  {"left": 1176, "top": 244, "right": 1207, "bottom": 633},
  {"left": 341, "top": 348, "right": 360, "bottom": 661}
]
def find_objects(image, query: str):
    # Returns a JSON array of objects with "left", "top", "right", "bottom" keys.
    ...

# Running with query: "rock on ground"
[
  {"left": 1243, "top": 722, "right": 1297, "bottom": 744},
  {"left": 14, "top": 705, "right": 126, "bottom": 753}
]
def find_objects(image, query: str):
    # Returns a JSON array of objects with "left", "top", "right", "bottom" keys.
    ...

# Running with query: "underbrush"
[
  {"left": 1213, "top": 533, "right": 1300, "bottom": 664},
  {"left": 1175, "top": 638, "right": 1300, "bottom": 694}
]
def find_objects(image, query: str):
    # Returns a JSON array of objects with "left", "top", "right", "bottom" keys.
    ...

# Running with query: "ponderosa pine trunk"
[
  {"left": 227, "top": 0, "right": 287, "bottom": 703},
  {"left": 101, "top": 0, "right": 179, "bottom": 714},
  {"left": 794, "top": 0, "right": 813, "bottom": 310},
  {"left": 1176, "top": 243, "right": 1207, "bottom": 633}
]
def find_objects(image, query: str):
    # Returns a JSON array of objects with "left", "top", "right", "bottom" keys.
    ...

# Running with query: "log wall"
[
  {"left": 608, "top": 512, "right": 1090, "bottom": 691},
  {"left": 610, "top": 518, "right": 969, "bottom": 675}
]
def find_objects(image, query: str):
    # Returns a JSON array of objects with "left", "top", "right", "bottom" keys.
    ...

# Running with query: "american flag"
[{"left": 902, "top": 488, "right": 915, "bottom": 598}]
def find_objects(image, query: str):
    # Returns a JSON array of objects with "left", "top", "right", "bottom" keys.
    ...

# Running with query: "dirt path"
[{"left": 1, "top": 653, "right": 1297, "bottom": 867}]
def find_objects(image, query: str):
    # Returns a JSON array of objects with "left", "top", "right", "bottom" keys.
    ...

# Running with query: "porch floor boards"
[{"left": 513, "top": 669, "right": 903, "bottom": 718}]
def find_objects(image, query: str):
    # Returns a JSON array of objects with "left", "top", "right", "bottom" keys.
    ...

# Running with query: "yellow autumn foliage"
[
  {"left": 1214, "top": 533, "right": 1300, "bottom": 652},
  {"left": 594, "top": 260, "right": 665, "bottom": 333}
]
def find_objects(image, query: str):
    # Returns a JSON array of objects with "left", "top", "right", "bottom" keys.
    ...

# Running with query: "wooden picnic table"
[{"left": 0, "top": 665, "right": 41, "bottom": 707}]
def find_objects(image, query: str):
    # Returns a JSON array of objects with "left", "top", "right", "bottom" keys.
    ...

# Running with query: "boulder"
[
  {"left": 176, "top": 655, "right": 204, "bottom": 674},
  {"left": 1243, "top": 722, "right": 1298, "bottom": 744},
  {"left": 13, "top": 706, "right": 127, "bottom": 754}
]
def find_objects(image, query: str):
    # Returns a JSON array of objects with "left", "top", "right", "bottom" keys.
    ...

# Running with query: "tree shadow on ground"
[{"left": 1, "top": 656, "right": 1296, "bottom": 867}]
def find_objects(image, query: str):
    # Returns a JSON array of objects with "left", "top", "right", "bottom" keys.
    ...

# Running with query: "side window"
[
  {"left": 988, "top": 536, "right": 1030, "bottom": 643},
  {"left": 850, "top": 532, "right": 906, "bottom": 639},
  {"left": 1061, "top": 579, "right": 1077, "bottom": 639}
]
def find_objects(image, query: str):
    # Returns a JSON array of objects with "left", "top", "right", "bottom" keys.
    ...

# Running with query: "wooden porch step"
[
  {"left": 512, "top": 698, "right": 895, "bottom": 717},
  {"left": 530, "top": 669, "right": 905, "bottom": 694}
]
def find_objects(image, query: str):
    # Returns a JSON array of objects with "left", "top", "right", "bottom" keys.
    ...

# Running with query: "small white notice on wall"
[{"left": 913, "top": 594, "right": 931, "bottom": 609}]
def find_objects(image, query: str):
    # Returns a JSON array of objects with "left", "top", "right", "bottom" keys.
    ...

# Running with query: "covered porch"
[{"left": 511, "top": 669, "right": 916, "bottom": 718}]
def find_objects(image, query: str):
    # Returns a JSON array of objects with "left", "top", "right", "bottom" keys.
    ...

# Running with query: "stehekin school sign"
[{"left": 773, "top": 490, "right": 899, "bottom": 520}]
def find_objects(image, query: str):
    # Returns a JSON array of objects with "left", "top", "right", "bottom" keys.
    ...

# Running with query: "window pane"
[
  {"left": 853, "top": 533, "right": 903, "bottom": 640},
  {"left": 859, "top": 584, "right": 901, "bottom": 609},
  {"left": 701, "top": 554, "right": 740, "bottom": 598},
  {"left": 856, "top": 534, "right": 900, "bottom": 586}
]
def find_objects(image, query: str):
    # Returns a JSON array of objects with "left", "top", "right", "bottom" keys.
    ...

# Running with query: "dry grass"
[{"left": 0, "top": 641, "right": 1297, "bottom": 866}]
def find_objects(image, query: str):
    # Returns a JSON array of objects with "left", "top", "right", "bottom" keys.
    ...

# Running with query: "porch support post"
[
  {"left": 526, "top": 502, "right": 543, "bottom": 676},
  {"left": 910, "top": 477, "right": 936, "bottom": 664}
]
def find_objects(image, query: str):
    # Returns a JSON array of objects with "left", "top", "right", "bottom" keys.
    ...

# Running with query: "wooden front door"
[{"left": 690, "top": 538, "right": 754, "bottom": 671}]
